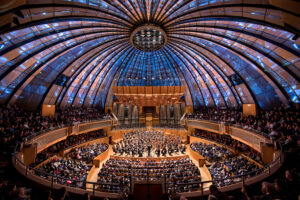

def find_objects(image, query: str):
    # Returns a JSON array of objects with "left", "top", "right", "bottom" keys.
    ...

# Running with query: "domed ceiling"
[{"left": 0, "top": 0, "right": 299, "bottom": 110}]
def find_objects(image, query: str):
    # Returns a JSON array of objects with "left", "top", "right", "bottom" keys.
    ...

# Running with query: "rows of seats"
[
  {"left": 68, "top": 143, "right": 108, "bottom": 162},
  {"left": 97, "top": 157, "right": 201, "bottom": 193},
  {"left": 35, "top": 140, "right": 108, "bottom": 189},
  {"left": 190, "top": 139, "right": 261, "bottom": 187},
  {"left": 0, "top": 105, "right": 110, "bottom": 145},
  {"left": 35, "top": 157, "right": 91, "bottom": 189},
  {"left": 0, "top": 103, "right": 298, "bottom": 198},
  {"left": 209, "top": 156, "right": 260, "bottom": 187},
  {"left": 32, "top": 130, "right": 106, "bottom": 166},
  {"left": 190, "top": 142, "right": 233, "bottom": 162},
  {"left": 192, "top": 130, "right": 263, "bottom": 164},
  {"left": 0, "top": 105, "right": 110, "bottom": 199},
  {"left": 187, "top": 104, "right": 299, "bottom": 150}
]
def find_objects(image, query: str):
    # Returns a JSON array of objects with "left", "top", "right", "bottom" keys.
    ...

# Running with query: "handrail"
[
  {"left": 22, "top": 124, "right": 69, "bottom": 143},
  {"left": 190, "top": 135, "right": 264, "bottom": 166},
  {"left": 177, "top": 142, "right": 283, "bottom": 193},
  {"left": 180, "top": 112, "right": 187, "bottom": 121},
  {"left": 182, "top": 118, "right": 283, "bottom": 193},
  {"left": 12, "top": 119, "right": 284, "bottom": 197},
  {"left": 12, "top": 142, "right": 122, "bottom": 196},
  {"left": 22, "top": 118, "right": 111, "bottom": 143},
  {"left": 187, "top": 118, "right": 272, "bottom": 140},
  {"left": 111, "top": 112, "right": 119, "bottom": 126},
  {"left": 62, "top": 135, "right": 107, "bottom": 152}
]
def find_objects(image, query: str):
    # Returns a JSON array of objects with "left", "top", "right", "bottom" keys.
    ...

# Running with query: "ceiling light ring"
[{"left": 130, "top": 24, "right": 167, "bottom": 52}]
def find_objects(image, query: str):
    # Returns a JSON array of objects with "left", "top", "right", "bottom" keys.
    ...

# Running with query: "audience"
[
  {"left": 190, "top": 142, "right": 233, "bottom": 162},
  {"left": 210, "top": 156, "right": 260, "bottom": 187},
  {"left": 33, "top": 140, "right": 108, "bottom": 189},
  {"left": 36, "top": 157, "right": 91, "bottom": 189},
  {"left": 68, "top": 143, "right": 108, "bottom": 162},
  {"left": 187, "top": 104, "right": 300, "bottom": 147},
  {"left": 192, "top": 130, "right": 263, "bottom": 164},
  {"left": 32, "top": 130, "right": 106, "bottom": 166},
  {"left": 190, "top": 136, "right": 261, "bottom": 187},
  {"left": 97, "top": 156, "right": 201, "bottom": 193},
  {"left": 0, "top": 105, "right": 110, "bottom": 145},
  {"left": 0, "top": 103, "right": 298, "bottom": 198},
  {"left": 56, "top": 107, "right": 110, "bottom": 125},
  {"left": 0, "top": 182, "right": 31, "bottom": 200},
  {"left": 241, "top": 168, "right": 300, "bottom": 200},
  {"left": 208, "top": 184, "right": 229, "bottom": 200}
]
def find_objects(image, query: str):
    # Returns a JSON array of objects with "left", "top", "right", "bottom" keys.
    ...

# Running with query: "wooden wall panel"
[
  {"left": 23, "top": 144, "right": 37, "bottom": 165},
  {"left": 124, "top": 86, "right": 130, "bottom": 94},
  {"left": 153, "top": 86, "right": 160, "bottom": 94},
  {"left": 145, "top": 86, "right": 152, "bottom": 94},
  {"left": 243, "top": 104, "right": 256, "bottom": 116},
  {"left": 161, "top": 86, "right": 167, "bottom": 94},
  {"left": 167, "top": 86, "right": 174, "bottom": 94},
  {"left": 180, "top": 86, "right": 184, "bottom": 93},
  {"left": 138, "top": 86, "right": 145, "bottom": 94},
  {"left": 113, "top": 86, "right": 184, "bottom": 106},
  {"left": 113, "top": 86, "right": 118, "bottom": 93},
  {"left": 130, "top": 86, "right": 138, "bottom": 94},
  {"left": 42, "top": 104, "right": 55, "bottom": 117}
]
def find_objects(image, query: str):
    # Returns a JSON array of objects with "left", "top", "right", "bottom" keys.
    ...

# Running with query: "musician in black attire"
[
  {"left": 113, "top": 130, "right": 186, "bottom": 158},
  {"left": 147, "top": 144, "right": 152, "bottom": 156},
  {"left": 156, "top": 148, "right": 160, "bottom": 157}
]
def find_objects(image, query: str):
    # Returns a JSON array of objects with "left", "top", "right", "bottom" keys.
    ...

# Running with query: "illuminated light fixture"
[{"left": 130, "top": 24, "right": 167, "bottom": 52}]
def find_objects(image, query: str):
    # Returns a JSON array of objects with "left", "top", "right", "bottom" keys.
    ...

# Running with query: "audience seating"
[
  {"left": 0, "top": 104, "right": 298, "bottom": 199},
  {"left": 97, "top": 157, "right": 201, "bottom": 193}
]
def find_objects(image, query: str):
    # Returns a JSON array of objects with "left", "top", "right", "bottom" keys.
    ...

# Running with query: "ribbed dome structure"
[{"left": 0, "top": 0, "right": 299, "bottom": 110}]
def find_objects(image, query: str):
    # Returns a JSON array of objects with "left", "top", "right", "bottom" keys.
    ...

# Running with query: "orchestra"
[{"left": 113, "top": 130, "right": 186, "bottom": 157}]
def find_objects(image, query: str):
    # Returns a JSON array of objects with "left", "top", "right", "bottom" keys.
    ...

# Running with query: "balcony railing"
[{"left": 12, "top": 119, "right": 284, "bottom": 198}]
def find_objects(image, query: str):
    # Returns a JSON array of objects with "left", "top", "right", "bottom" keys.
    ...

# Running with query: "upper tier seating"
[
  {"left": 192, "top": 130, "right": 263, "bottom": 164},
  {"left": 0, "top": 105, "right": 110, "bottom": 145},
  {"left": 187, "top": 104, "right": 299, "bottom": 149},
  {"left": 190, "top": 142, "right": 233, "bottom": 162},
  {"left": 32, "top": 130, "right": 106, "bottom": 166}
]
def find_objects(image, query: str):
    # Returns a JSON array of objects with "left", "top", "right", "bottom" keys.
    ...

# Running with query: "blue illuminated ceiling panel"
[{"left": 0, "top": 0, "right": 299, "bottom": 110}]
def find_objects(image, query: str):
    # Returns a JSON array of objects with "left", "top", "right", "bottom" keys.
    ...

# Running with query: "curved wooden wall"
[
  {"left": 63, "top": 137, "right": 109, "bottom": 155},
  {"left": 28, "top": 128, "right": 68, "bottom": 153},
  {"left": 187, "top": 120, "right": 270, "bottom": 152},
  {"left": 27, "top": 120, "right": 111, "bottom": 154}
]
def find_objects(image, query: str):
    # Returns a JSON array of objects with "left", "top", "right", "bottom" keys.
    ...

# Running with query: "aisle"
[
  {"left": 87, "top": 143, "right": 213, "bottom": 193},
  {"left": 186, "top": 145, "right": 212, "bottom": 191},
  {"left": 86, "top": 145, "right": 113, "bottom": 190}
]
